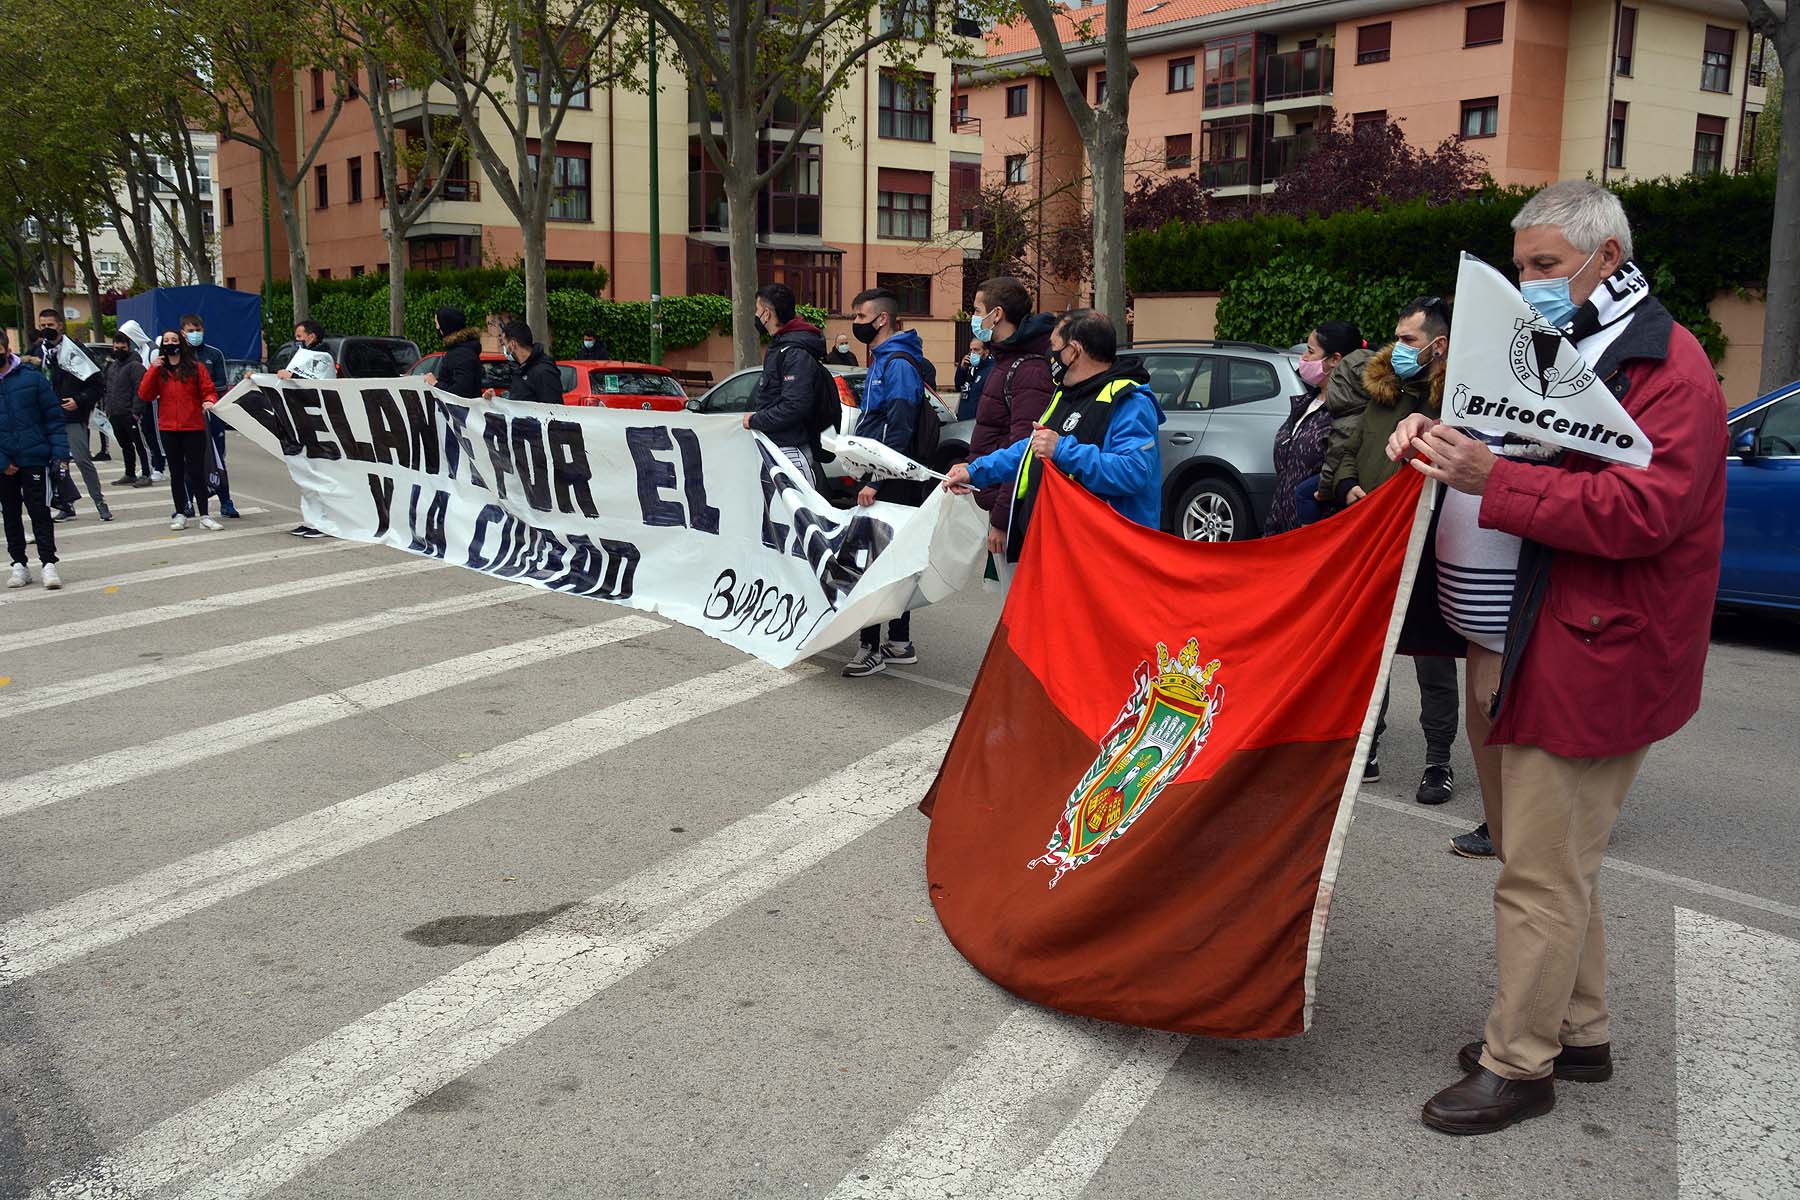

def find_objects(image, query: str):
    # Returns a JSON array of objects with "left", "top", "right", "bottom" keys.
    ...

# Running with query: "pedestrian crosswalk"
[{"left": 3, "top": 491, "right": 1796, "bottom": 1200}]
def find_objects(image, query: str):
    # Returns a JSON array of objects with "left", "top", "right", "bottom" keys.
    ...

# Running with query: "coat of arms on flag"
[{"left": 1030, "top": 640, "right": 1222, "bottom": 888}]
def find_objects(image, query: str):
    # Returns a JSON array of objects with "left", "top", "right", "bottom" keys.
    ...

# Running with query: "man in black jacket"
[
  {"left": 33, "top": 311, "right": 110, "bottom": 522},
  {"left": 746, "top": 283, "right": 828, "bottom": 485},
  {"left": 426, "top": 307, "right": 484, "bottom": 399},
  {"left": 501, "top": 320, "right": 565, "bottom": 405}
]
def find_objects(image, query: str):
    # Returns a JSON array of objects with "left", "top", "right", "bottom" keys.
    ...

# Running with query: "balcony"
[
  {"left": 1264, "top": 132, "right": 1318, "bottom": 182},
  {"left": 1263, "top": 47, "right": 1333, "bottom": 103},
  {"left": 388, "top": 84, "right": 459, "bottom": 126},
  {"left": 385, "top": 177, "right": 481, "bottom": 206},
  {"left": 951, "top": 112, "right": 982, "bottom": 135},
  {"left": 1200, "top": 159, "right": 1251, "bottom": 189}
]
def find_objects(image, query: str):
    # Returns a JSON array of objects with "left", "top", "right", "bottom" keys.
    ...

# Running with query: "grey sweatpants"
[{"left": 61, "top": 418, "right": 106, "bottom": 513}]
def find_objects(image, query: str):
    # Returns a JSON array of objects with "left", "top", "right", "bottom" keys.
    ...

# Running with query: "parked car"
[
  {"left": 1720, "top": 377, "right": 1800, "bottom": 613},
  {"left": 407, "top": 350, "right": 537, "bottom": 399},
  {"left": 560, "top": 360, "right": 690, "bottom": 411},
  {"left": 936, "top": 339, "right": 1304, "bottom": 542},
  {"left": 272, "top": 335, "right": 422, "bottom": 379}
]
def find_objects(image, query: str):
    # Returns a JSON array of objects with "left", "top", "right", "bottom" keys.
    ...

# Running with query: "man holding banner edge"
[{"left": 1392, "top": 181, "right": 1726, "bottom": 1135}]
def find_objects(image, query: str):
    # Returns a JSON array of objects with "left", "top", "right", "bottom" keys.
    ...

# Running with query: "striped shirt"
[{"left": 1435, "top": 429, "right": 1522, "bottom": 653}]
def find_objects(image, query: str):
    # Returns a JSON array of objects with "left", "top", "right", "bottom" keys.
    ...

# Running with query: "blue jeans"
[{"left": 1294, "top": 474, "right": 1325, "bottom": 527}]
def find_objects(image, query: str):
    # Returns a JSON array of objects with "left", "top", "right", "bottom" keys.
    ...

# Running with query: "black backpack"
[
  {"left": 780, "top": 343, "right": 841, "bottom": 444},
  {"left": 884, "top": 350, "right": 940, "bottom": 462}
]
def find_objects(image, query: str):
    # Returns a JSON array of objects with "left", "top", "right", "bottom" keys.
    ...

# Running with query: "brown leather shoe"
[
  {"left": 1422, "top": 1066, "right": 1554, "bottom": 1135},
  {"left": 1458, "top": 1040, "right": 1613, "bottom": 1082}
]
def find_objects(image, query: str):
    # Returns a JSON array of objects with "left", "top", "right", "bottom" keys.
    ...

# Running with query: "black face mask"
[
  {"left": 39, "top": 329, "right": 58, "bottom": 343},
  {"left": 851, "top": 320, "right": 879, "bottom": 346},
  {"left": 160, "top": 343, "right": 180, "bottom": 359},
  {"left": 1048, "top": 347, "right": 1070, "bottom": 388},
  {"left": 113, "top": 346, "right": 132, "bottom": 360}
]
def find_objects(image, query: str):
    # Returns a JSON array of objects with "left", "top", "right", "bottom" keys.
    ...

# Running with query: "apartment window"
[
  {"left": 348, "top": 156, "right": 364, "bottom": 204},
  {"left": 1615, "top": 7, "right": 1636, "bottom": 75},
  {"left": 1739, "top": 111, "right": 1759, "bottom": 171},
  {"left": 1093, "top": 70, "right": 1107, "bottom": 105},
  {"left": 310, "top": 68, "right": 326, "bottom": 111},
  {"left": 223, "top": 187, "right": 234, "bottom": 227},
  {"left": 96, "top": 253, "right": 121, "bottom": 277},
  {"left": 880, "top": 0, "right": 932, "bottom": 40},
  {"left": 1460, "top": 97, "right": 1498, "bottom": 138},
  {"left": 1356, "top": 22, "right": 1391, "bottom": 64},
  {"left": 351, "top": 265, "right": 365, "bottom": 277},
  {"left": 689, "top": 138, "right": 726, "bottom": 231},
  {"left": 1608, "top": 101, "right": 1628, "bottom": 168},
  {"left": 524, "top": 67, "right": 591, "bottom": 110},
  {"left": 314, "top": 164, "right": 329, "bottom": 208},
  {"left": 876, "top": 168, "right": 932, "bottom": 240},
  {"left": 764, "top": 143, "right": 821, "bottom": 236},
  {"left": 1693, "top": 115, "right": 1726, "bottom": 174},
  {"left": 1165, "top": 133, "right": 1193, "bottom": 168},
  {"left": 876, "top": 272, "right": 931, "bottom": 315},
  {"left": 1200, "top": 116, "right": 1253, "bottom": 187},
  {"left": 1005, "top": 84, "right": 1028, "bottom": 117},
  {"left": 374, "top": 151, "right": 384, "bottom": 198},
  {"left": 1203, "top": 34, "right": 1256, "bottom": 106},
  {"left": 1702, "top": 26, "right": 1734, "bottom": 93},
  {"left": 952, "top": 93, "right": 969, "bottom": 125},
  {"left": 318, "top": 268, "right": 332, "bottom": 280},
  {"left": 1465, "top": 3, "right": 1505, "bottom": 47},
  {"left": 529, "top": 141, "right": 591, "bottom": 221},
  {"left": 950, "top": 160, "right": 981, "bottom": 230},
  {"left": 1004, "top": 153, "right": 1027, "bottom": 185},
  {"left": 1169, "top": 56, "right": 1195, "bottom": 92},
  {"left": 878, "top": 71, "right": 934, "bottom": 141},
  {"left": 1353, "top": 109, "right": 1388, "bottom": 136},
  {"left": 226, "top": 277, "right": 236, "bottom": 290}
]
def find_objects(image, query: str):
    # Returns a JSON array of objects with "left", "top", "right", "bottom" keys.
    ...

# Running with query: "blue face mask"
[
  {"left": 1519, "top": 248, "right": 1598, "bottom": 328},
  {"left": 1391, "top": 341, "right": 1435, "bottom": 380},
  {"left": 968, "top": 350, "right": 982, "bottom": 367},
  {"left": 970, "top": 312, "right": 995, "bottom": 343},
  {"left": 185, "top": 331, "right": 204, "bottom": 347}
]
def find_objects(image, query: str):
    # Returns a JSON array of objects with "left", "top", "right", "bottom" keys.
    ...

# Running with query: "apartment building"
[
  {"left": 216, "top": 37, "right": 983, "bottom": 335},
  {"left": 956, "top": 0, "right": 1769, "bottom": 302}
]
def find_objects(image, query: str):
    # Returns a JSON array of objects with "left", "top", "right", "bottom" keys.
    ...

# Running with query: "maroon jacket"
[
  {"left": 967, "top": 313, "right": 1056, "bottom": 534},
  {"left": 1483, "top": 300, "right": 1726, "bottom": 759}
]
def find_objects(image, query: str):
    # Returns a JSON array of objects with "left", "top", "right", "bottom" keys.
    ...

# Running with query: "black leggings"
[{"left": 162, "top": 429, "right": 210, "bottom": 516}]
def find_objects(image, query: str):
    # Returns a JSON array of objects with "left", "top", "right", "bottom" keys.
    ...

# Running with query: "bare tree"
[
  {"left": 1009, "top": 0, "right": 1133, "bottom": 330},
  {"left": 1743, "top": 0, "right": 1798, "bottom": 389},
  {"left": 404, "top": 0, "right": 641, "bottom": 340}
]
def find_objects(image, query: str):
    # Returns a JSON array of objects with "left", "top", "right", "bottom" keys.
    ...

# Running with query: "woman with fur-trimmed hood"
[
  {"left": 1318, "top": 297, "right": 1451, "bottom": 507},
  {"left": 432, "top": 307, "right": 484, "bottom": 399}
]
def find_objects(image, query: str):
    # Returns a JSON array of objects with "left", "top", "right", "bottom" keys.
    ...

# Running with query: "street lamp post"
[{"left": 648, "top": 22, "right": 663, "bottom": 365}]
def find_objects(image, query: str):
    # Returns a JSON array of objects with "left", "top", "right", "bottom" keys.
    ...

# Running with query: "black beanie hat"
[{"left": 436, "top": 306, "right": 468, "bottom": 336}]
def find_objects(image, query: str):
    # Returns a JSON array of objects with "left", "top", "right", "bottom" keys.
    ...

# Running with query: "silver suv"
[{"left": 936, "top": 340, "right": 1303, "bottom": 541}]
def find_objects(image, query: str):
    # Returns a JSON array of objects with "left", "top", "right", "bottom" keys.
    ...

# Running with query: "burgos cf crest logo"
[{"left": 1028, "top": 639, "right": 1223, "bottom": 888}]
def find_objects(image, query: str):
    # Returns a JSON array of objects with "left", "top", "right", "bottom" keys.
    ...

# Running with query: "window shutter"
[{"left": 1465, "top": 3, "right": 1505, "bottom": 46}]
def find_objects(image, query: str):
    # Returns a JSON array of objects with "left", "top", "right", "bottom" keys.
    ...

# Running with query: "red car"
[{"left": 559, "top": 359, "right": 690, "bottom": 411}]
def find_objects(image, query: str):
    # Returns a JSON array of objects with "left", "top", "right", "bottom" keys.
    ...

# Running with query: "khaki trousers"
[{"left": 1467, "top": 651, "right": 1648, "bottom": 1080}]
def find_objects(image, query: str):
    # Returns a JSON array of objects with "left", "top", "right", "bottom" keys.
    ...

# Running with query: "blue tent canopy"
[{"left": 115, "top": 285, "right": 264, "bottom": 362}]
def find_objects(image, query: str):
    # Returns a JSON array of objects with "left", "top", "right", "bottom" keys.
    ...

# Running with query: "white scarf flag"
[
  {"left": 1442, "top": 252, "right": 1653, "bottom": 468},
  {"left": 213, "top": 377, "right": 988, "bottom": 667}
]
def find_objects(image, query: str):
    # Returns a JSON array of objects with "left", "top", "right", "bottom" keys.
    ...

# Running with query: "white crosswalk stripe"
[
  {"left": 0, "top": 616, "right": 666, "bottom": 819},
  {"left": 52, "top": 521, "right": 298, "bottom": 563},
  {"left": 0, "top": 556, "right": 433, "bottom": 651},
  {"left": 0, "top": 541, "right": 356, "bottom": 608},
  {"left": 32, "top": 718, "right": 955, "bottom": 1199},
  {"left": 42, "top": 507, "right": 269, "bottom": 539},
  {"left": 0, "top": 587, "right": 523, "bottom": 719}
]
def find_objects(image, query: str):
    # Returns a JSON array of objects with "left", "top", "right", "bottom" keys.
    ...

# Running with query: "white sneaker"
[
  {"left": 41, "top": 563, "right": 61, "bottom": 589},
  {"left": 151, "top": 469, "right": 165, "bottom": 482},
  {"left": 6, "top": 563, "right": 28, "bottom": 589},
  {"left": 199, "top": 515, "right": 224, "bottom": 531},
  {"left": 170, "top": 513, "right": 189, "bottom": 530}
]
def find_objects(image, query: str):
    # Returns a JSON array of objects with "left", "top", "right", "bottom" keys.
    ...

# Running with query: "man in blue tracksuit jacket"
[
  {"left": 945, "top": 308, "right": 1163, "bottom": 584},
  {"left": 1, "top": 329, "right": 71, "bottom": 588}
]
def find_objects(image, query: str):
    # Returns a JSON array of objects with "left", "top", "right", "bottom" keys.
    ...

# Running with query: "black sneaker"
[
  {"left": 842, "top": 647, "right": 887, "bottom": 678},
  {"left": 98, "top": 504, "right": 114, "bottom": 522},
  {"left": 1451, "top": 822, "right": 1496, "bottom": 859},
  {"left": 52, "top": 508, "right": 77, "bottom": 522},
  {"left": 1416, "top": 763, "right": 1454, "bottom": 806},
  {"left": 879, "top": 640, "right": 918, "bottom": 665},
  {"left": 1362, "top": 755, "right": 1381, "bottom": 783},
  {"left": 130, "top": 476, "right": 152, "bottom": 488},
  {"left": 93, "top": 450, "right": 112, "bottom": 461},
  {"left": 296, "top": 526, "right": 326, "bottom": 539}
]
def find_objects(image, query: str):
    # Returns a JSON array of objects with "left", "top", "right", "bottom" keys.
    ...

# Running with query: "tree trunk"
[
  {"left": 388, "top": 231, "right": 408, "bottom": 337},
  {"left": 724, "top": 170, "right": 761, "bottom": 369},
  {"left": 1761, "top": 32, "right": 1800, "bottom": 391},
  {"left": 1089, "top": 117, "right": 1129, "bottom": 331},
  {"left": 521, "top": 217, "right": 549, "bottom": 345},
  {"left": 75, "top": 223, "right": 104, "bottom": 338},
  {"left": 272, "top": 174, "right": 310, "bottom": 323}
]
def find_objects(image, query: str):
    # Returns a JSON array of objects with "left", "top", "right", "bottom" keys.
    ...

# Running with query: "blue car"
[{"left": 1721, "top": 378, "right": 1800, "bottom": 612}]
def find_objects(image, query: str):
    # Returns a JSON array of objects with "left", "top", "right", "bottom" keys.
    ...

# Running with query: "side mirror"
[
  {"left": 686, "top": 397, "right": 703, "bottom": 413},
  {"left": 1732, "top": 427, "right": 1759, "bottom": 462}
]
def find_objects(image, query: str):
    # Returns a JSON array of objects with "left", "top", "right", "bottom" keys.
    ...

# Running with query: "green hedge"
[
  {"left": 265, "top": 263, "right": 820, "bottom": 363},
  {"left": 1129, "top": 172, "right": 1775, "bottom": 360},
  {"left": 1215, "top": 257, "right": 1429, "bottom": 350}
]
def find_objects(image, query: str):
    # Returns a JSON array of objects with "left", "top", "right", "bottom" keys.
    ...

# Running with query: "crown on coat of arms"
[{"left": 1154, "top": 639, "right": 1221, "bottom": 705}]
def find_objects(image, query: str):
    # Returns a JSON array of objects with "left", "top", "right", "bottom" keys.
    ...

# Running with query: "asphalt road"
[{"left": 2, "top": 445, "right": 1796, "bottom": 1200}]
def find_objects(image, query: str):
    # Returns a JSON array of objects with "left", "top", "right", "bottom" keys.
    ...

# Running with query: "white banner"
[
  {"left": 1443, "top": 252, "right": 1653, "bottom": 468},
  {"left": 213, "top": 377, "right": 988, "bottom": 667}
]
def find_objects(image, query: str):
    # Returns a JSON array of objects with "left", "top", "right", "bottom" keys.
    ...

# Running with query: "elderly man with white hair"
[{"left": 1387, "top": 180, "right": 1727, "bottom": 1135}]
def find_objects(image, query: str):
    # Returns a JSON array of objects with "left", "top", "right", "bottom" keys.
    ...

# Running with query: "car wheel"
[
  {"left": 1174, "top": 476, "right": 1252, "bottom": 542},
  {"left": 933, "top": 444, "right": 969, "bottom": 475}
]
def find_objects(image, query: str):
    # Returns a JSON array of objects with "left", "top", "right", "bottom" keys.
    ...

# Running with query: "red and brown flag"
[{"left": 924, "top": 468, "right": 1432, "bottom": 1038}]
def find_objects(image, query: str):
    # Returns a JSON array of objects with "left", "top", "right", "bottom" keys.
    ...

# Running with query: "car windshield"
[
  {"left": 590, "top": 369, "right": 685, "bottom": 397},
  {"left": 340, "top": 339, "right": 421, "bottom": 377},
  {"left": 559, "top": 365, "right": 578, "bottom": 392}
]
